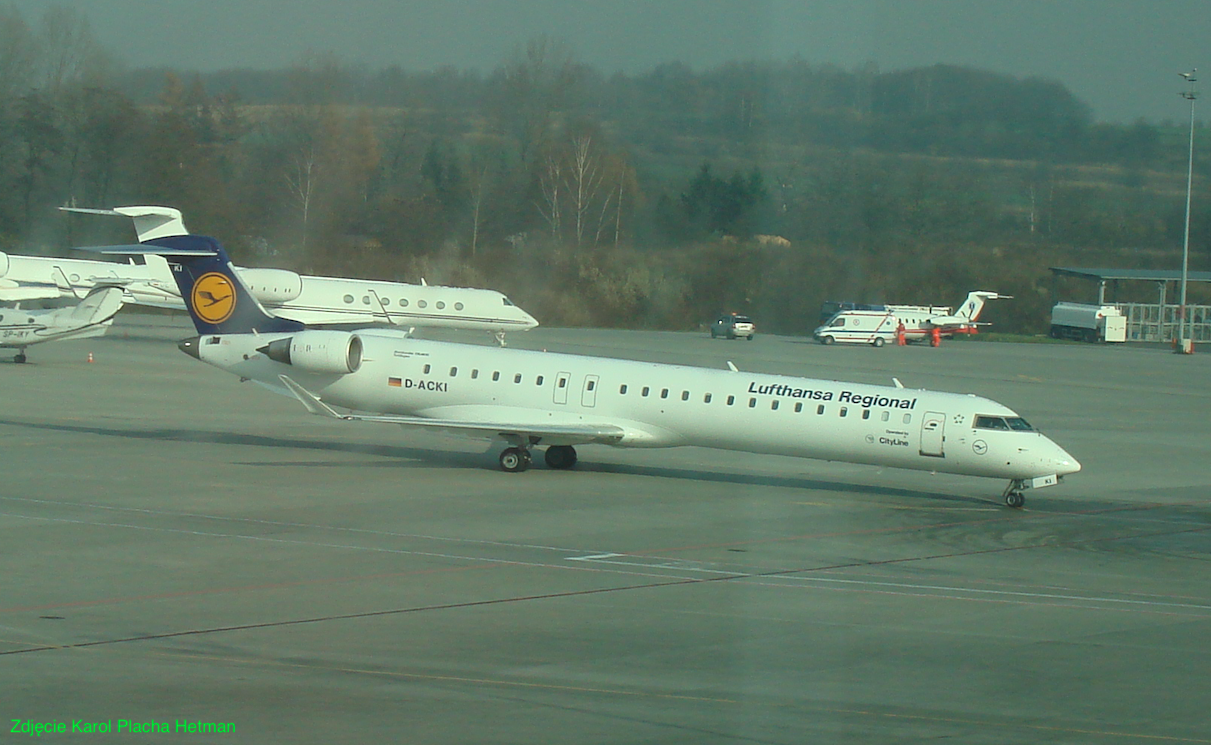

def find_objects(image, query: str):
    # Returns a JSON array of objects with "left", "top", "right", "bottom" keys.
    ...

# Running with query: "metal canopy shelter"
[
  {"left": 1051, "top": 267, "right": 1211, "bottom": 304},
  {"left": 1050, "top": 267, "right": 1211, "bottom": 342}
]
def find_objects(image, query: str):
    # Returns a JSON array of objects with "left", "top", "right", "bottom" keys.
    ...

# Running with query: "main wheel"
[
  {"left": 544, "top": 445, "right": 578, "bottom": 470},
  {"left": 872, "top": 337, "right": 885, "bottom": 348},
  {"left": 1005, "top": 491, "right": 1025, "bottom": 508},
  {"left": 499, "top": 447, "right": 531, "bottom": 472},
  {"left": 14, "top": 351, "right": 27, "bottom": 364}
]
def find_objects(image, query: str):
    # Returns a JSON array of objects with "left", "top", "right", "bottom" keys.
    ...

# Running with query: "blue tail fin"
[{"left": 147, "top": 235, "right": 304, "bottom": 334}]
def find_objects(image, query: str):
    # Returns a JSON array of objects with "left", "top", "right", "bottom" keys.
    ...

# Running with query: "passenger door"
[
  {"left": 581, "top": 375, "right": 600, "bottom": 408},
  {"left": 920, "top": 411, "right": 946, "bottom": 457},
  {"left": 553, "top": 371, "right": 572, "bottom": 405}
]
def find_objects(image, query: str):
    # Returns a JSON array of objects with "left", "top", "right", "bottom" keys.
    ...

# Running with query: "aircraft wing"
[
  {"left": 0, "top": 284, "right": 61, "bottom": 302},
  {"left": 279, "top": 375, "right": 626, "bottom": 444}
]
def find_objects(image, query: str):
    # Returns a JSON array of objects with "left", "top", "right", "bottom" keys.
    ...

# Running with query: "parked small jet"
[
  {"left": 814, "top": 291, "right": 1009, "bottom": 346},
  {"left": 1, "top": 286, "right": 124, "bottom": 363},
  {"left": 152, "top": 235, "right": 1077, "bottom": 507},
  {"left": 1, "top": 206, "right": 539, "bottom": 341}
]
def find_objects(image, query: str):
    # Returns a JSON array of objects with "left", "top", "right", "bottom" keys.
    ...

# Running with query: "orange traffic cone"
[{"left": 87, "top": 352, "right": 94, "bottom": 363}]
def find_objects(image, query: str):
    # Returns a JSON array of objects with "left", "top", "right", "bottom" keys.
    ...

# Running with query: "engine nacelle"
[
  {"left": 235, "top": 267, "right": 303, "bottom": 304},
  {"left": 260, "top": 331, "right": 363, "bottom": 374},
  {"left": 0, "top": 252, "right": 9, "bottom": 278}
]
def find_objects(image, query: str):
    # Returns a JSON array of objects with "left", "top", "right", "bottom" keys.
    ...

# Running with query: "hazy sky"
[{"left": 18, "top": 0, "right": 1209, "bottom": 123}]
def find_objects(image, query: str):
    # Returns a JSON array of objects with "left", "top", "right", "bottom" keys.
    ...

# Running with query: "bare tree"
[
  {"left": 565, "top": 135, "right": 603, "bottom": 248},
  {"left": 285, "top": 149, "right": 318, "bottom": 252}
]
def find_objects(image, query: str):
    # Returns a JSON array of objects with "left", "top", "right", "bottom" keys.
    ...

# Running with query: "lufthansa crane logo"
[{"left": 191, "top": 272, "right": 236, "bottom": 324}]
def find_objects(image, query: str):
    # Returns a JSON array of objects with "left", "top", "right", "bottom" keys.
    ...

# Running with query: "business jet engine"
[
  {"left": 259, "top": 330, "right": 363, "bottom": 374},
  {"left": 235, "top": 268, "right": 303, "bottom": 304}
]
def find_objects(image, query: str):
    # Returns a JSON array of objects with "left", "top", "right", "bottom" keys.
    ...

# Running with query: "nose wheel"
[{"left": 1002, "top": 480, "right": 1027, "bottom": 508}]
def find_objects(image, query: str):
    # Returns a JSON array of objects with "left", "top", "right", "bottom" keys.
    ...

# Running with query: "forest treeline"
[{"left": 1, "top": 6, "right": 1207, "bottom": 334}]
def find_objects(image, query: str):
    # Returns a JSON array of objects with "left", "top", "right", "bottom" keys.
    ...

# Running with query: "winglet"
[
  {"left": 892, "top": 377, "right": 904, "bottom": 389},
  {"left": 279, "top": 375, "right": 346, "bottom": 419},
  {"left": 726, "top": 361, "right": 739, "bottom": 373}
]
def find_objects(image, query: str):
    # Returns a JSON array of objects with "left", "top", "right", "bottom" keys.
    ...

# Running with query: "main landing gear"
[
  {"left": 1002, "top": 480, "right": 1027, "bottom": 508},
  {"left": 13, "top": 351, "right": 27, "bottom": 364},
  {"left": 497, "top": 445, "right": 578, "bottom": 472}
]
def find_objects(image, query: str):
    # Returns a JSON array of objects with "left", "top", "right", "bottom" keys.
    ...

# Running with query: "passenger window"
[
  {"left": 620, "top": 384, "right": 628, "bottom": 394},
  {"left": 862, "top": 409, "right": 870, "bottom": 420},
  {"left": 423, "top": 364, "right": 431, "bottom": 374},
  {"left": 436, "top": 301, "right": 445, "bottom": 309},
  {"left": 559, "top": 378, "right": 567, "bottom": 388},
  {"left": 399, "top": 298, "right": 409, "bottom": 307},
  {"left": 727, "top": 395, "right": 735, "bottom": 406},
  {"left": 587, "top": 380, "right": 595, "bottom": 391},
  {"left": 840, "top": 407, "right": 848, "bottom": 417},
  {"left": 903, "top": 413, "right": 912, "bottom": 424},
  {"left": 881, "top": 411, "right": 889, "bottom": 421},
  {"left": 363, "top": 296, "right": 371, "bottom": 305},
  {"left": 642, "top": 387, "right": 650, "bottom": 396},
  {"left": 794, "top": 402, "right": 803, "bottom": 413},
  {"left": 704, "top": 393, "right": 713, "bottom": 403},
  {"left": 449, "top": 367, "right": 457, "bottom": 377},
  {"left": 660, "top": 388, "right": 669, "bottom": 399},
  {"left": 492, "top": 371, "right": 500, "bottom": 381},
  {"left": 514, "top": 374, "right": 522, "bottom": 384},
  {"left": 471, "top": 369, "right": 479, "bottom": 379},
  {"left": 418, "top": 300, "right": 428, "bottom": 308},
  {"left": 343, "top": 294, "right": 354, "bottom": 304},
  {"left": 455, "top": 302, "right": 464, "bottom": 311},
  {"left": 817, "top": 404, "right": 825, "bottom": 415},
  {"left": 771, "top": 400, "right": 779, "bottom": 410},
  {"left": 681, "top": 391, "right": 689, "bottom": 401},
  {"left": 536, "top": 376, "right": 544, "bottom": 385},
  {"left": 748, "top": 398, "right": 757, "bottom": 408}
]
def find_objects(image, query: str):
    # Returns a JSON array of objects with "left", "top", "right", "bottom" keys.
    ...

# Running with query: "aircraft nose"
[
  {"left": 178, "top": 335, "right": 201, "bottom": 360},
  {"left": 1050, "top": 441, "right": 1081, "bottom": 476}
]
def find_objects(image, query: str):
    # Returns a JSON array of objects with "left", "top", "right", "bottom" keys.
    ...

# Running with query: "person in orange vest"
[
  {"left": 896, "top": 320, "right": 906, "bottom": 346},
  {"left": 929, "top": 326, "right": 941, "bottom": 347}
]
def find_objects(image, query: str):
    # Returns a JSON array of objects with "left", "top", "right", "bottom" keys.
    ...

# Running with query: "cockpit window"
[
  {"left": 975, "top": 415, "right": 1034, "bottom": 431},
  {"left": 975, "top": 416, "right": 1010, "bottom": 430},
  {"left": 502, "top": 297, "right": 514, "bottom": 306},
  {"left": 1005, "top": 417, "right": 1035, "bottom": 431}
]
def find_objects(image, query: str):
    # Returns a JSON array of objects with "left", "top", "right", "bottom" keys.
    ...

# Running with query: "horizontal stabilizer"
[
  {"left": 73, "top": 244, "right": 217, "bottom": 257},
  {"left": 61, "top": 205, "right": 189, "bottom": 242}
]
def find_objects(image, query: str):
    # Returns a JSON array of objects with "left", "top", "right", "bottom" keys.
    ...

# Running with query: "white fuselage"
[
  {"left": 0, "top": 252, "right": 538, "bottom": 333},
  {"left": 191, "top": 331, "right": 1081, "bottom": 482},
  {"left": 0, "top": 306, "right": 111, "bottom": 349}
]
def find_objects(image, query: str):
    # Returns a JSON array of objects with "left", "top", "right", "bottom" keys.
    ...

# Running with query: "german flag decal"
[{"left": 388, "top": 377, "right": 402, "bottom": 387}]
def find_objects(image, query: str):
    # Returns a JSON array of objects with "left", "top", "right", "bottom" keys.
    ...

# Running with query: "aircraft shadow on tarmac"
[{"left": 2, "top": 417, "right": 988, "bottom": 505}]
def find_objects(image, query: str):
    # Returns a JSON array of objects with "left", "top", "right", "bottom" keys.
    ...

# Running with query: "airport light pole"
[{"left": 1177, "top": 69, "right": 1197, "bottom": 353}]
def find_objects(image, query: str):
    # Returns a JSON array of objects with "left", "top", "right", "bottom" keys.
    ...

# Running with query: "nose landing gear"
[{"left": 1002, "top": 480, "right": 1027, "bottom": 508}]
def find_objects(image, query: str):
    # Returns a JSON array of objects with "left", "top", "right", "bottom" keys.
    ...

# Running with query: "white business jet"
[
  {"left": 1, "top": 286, "right": 124, "bottom": 363},
  {"left": 152, "top": 234, "right": 1079, "bottom": 507},
  {"left": 2, "top": 206, "right": 538, "bottom": 341}
]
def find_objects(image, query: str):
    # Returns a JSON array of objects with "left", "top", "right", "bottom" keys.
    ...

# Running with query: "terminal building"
[{"left": 1050, "top": 267, "right": 1211, "bottom": 342}]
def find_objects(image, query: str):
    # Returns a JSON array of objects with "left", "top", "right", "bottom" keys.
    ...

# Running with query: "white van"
[{"left": 813, "top": 309, "right": 898, "bottom": 346}]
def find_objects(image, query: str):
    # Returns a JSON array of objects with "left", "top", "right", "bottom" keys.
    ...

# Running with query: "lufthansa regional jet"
[
  {"left": 153, "top": 235, "right": 1078, "bottom": 508},
  {"left": 2, "top": 285, "right": 124, "bottom": 363},
  {"left": 1, "top": 206, "right": 538, "bottom": 341}
]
